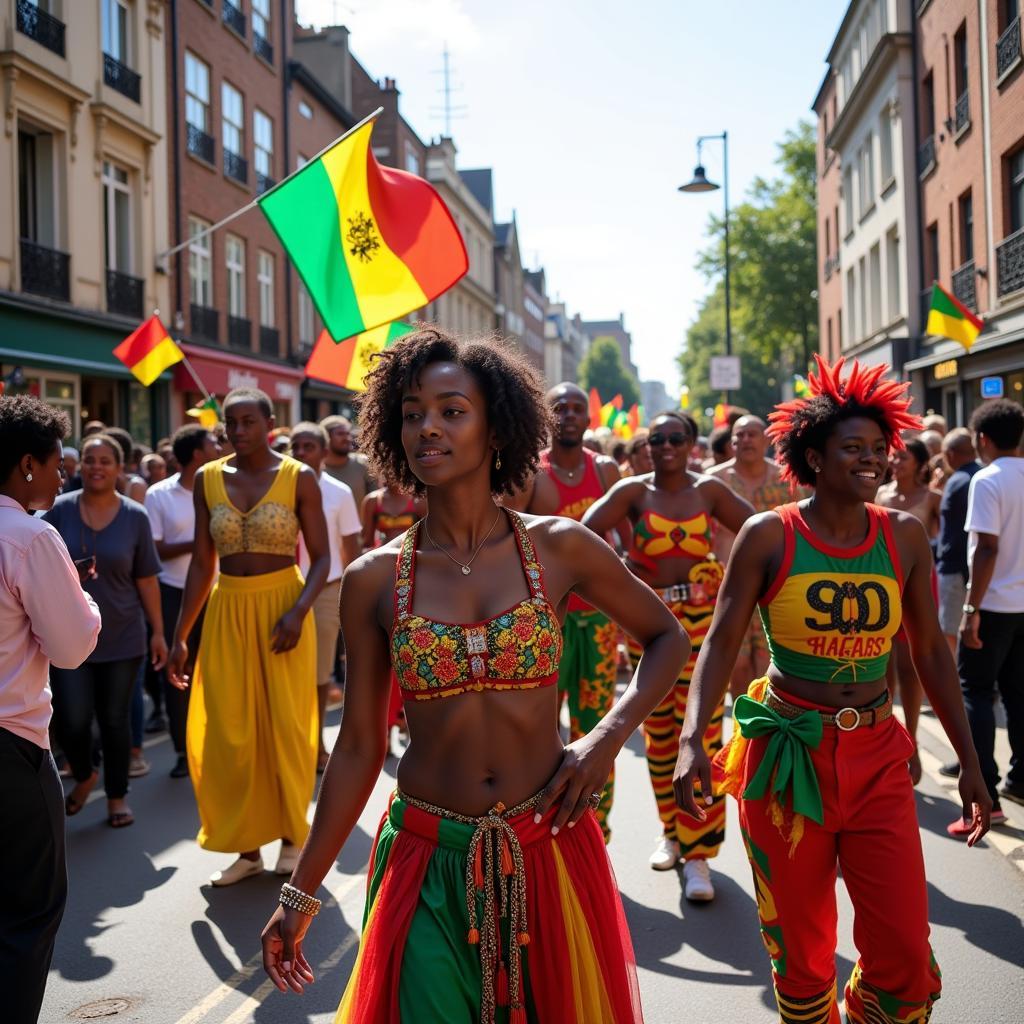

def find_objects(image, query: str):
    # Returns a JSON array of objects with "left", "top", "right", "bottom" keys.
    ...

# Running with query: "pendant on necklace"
[{"left": 461, "top": 565, "right": 472, "bottom": 575}]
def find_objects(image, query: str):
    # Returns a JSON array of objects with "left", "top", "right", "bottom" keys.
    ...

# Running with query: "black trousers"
[
  {"left": 50, "top": 657, "right": 142, "bottom": 799},
  {"left": 159, "top": 583, "right": 204, "bottom": 755},
  {"left": 0, "top": 728, "right": 67, "bottom": 1024}
]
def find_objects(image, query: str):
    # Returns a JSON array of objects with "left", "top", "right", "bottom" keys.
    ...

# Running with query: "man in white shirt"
[
  {"left": 291, "top": 423, "right": 361, "bottom": 771},
  {"left": 950, "top": 399, "right": 1024, "bottom": 837},
  {"left": 144, "top": 424, "right": 221, "bottom": 778}
]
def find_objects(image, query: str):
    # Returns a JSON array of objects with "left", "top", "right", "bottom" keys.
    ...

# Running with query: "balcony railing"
[
  {"left": 20, "top": 238, "right": 70, "bottom": 302},
  {"left": 16, "top": 0, "right": 65, "bottom": 56},
  {"left": 823, "top": 252, "right": 841, "bottom": 282},
  {"left": 997, "top": 16, "right": 1022, "bottom": 80},
  {"left": 259, "top": 325, "right": 280, "bottom": 356},
  {"left": 106, "top": 269, "right": 144, "bottom": 319},
  {"left": 996, "top": 227, "right": 1024, "bottom": 296},
  {"left": 951, "top": 259, "right": 977, "bottom": 311},
  {"left": 222, "top": 0, "right": 246, "bottom": 37},
  {"left": 228, "top": 315, "right": 252, "bottom": 350},
  {"left": 954, "top": 89, "right": 970, "bottom": 134},
  {"left": 190, "top": 303, "right": 219, "bottom": 342},
  {"left": 224, "top": 149, "right": 248, "bottom": 184},
  {"left": 918, "top": 134, "right": 936, "bottom": 177},
  {"left": 103, "top": 53, "right": 141, "bottom": 103},
  {"left": 186, "top": 122, "right": 215, "bottom": 164},
  {"left": 254, "top": 32, "right": 273, "bottom": 64},
  {"left": 255, "top": 171, "right": 275, "bottom": 195}
]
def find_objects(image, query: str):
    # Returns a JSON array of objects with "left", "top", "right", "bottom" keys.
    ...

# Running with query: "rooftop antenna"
[{"left": 430, "top": 43, "right": 467, "bottom": 136}]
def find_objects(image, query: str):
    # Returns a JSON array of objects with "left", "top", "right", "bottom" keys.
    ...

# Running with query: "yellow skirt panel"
[{"left": 187, "top": 566, "right": 317, "bottom": 852}]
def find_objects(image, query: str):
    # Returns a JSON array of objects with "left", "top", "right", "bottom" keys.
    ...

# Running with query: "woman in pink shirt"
[{"left": 0, "top": 395, "right": 101, "bottom": 1024}]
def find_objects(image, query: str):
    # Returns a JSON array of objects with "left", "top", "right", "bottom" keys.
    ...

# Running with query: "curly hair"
[
  {"left": 970, "top": 398, "right": 1024, "bottom": 451},
  {"left": 768, "top": 356, "right": 922, "bottom": 487},
  {"left": 356, "top": 327, "right": 551, "bottom": 495},
  {"left": 0, "top": 394, "right": 71, "bottom": 483}
]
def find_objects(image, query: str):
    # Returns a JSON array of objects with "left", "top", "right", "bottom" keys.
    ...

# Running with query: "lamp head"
[{"left": 678, "top": 165, "right": 719, "bottom": 193}]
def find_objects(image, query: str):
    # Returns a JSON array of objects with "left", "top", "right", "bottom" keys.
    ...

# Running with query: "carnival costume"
[
  {"left": 336, "top": 510, "right": 643, "bottom": 1024},
  {"left": 540, "top": 448, "right": 619, "bottom": 838},
  {"left": 186, "top": 456, "right": 318, "bottom": 852},
  {"left": 716, "top": 360, "right": 941, "bottom": 1024}
]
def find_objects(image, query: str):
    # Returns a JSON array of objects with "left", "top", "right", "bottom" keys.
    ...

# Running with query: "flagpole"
[
  {"left": 154, "top": 107, "right": 384, "bottom": 271},
  {"left": 179, "top": 352, "right": 214, "bottom": 406}
]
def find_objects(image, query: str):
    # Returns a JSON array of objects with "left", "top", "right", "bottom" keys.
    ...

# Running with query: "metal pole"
[{"left": 722, "top": 130, "right": 732, "bottom": 357}]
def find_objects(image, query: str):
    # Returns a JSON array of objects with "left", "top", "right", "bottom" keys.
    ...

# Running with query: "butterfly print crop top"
[{"left": 390, "top": 509, "right": 563, "bottom": 701}]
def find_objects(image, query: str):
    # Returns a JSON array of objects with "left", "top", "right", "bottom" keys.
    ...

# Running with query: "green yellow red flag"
[
  {"left": 113, "top": 316, "right": 183, "bottom": 386},
  {"left": 305, "top": 322, "right": 417, "bottom": 392},
  {"left": 588, "top": 388, "right": 602, "bottom": 430},
  {"left": 926, "top": 282, "right": 983, "bottom": 351},
  {"left": 187, "top": 396, "right": 221, "bottom": 429},
  {"left": 258, "top": 118, "right": 467, "bottom": 342}
]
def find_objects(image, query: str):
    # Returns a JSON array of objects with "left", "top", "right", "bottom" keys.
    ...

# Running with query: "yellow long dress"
[{"left": 186, "top": 456, "right": 318, "bottom": 852}]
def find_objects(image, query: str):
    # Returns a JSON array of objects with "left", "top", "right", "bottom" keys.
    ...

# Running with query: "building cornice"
[{"left": 287, "top": 60, "right": 356, "bottom": 130}]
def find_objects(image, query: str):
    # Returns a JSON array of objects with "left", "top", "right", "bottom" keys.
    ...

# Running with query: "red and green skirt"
[{"left": 335, "top": 790, "right": 643, "bottom": 1024}]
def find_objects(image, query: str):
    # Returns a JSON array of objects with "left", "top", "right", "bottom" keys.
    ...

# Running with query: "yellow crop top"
[{"left": 204, "top": 455, "right": 301, "bottom": 557}]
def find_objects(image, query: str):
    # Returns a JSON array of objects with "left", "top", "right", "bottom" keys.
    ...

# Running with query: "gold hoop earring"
[{"left": 494, "top": 450, "right": 502, "bottom": 470}]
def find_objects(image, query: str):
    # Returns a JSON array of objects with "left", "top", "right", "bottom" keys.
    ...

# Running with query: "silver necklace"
[{"left": 423, "top": 507, "right": 502, "bottom": 576}]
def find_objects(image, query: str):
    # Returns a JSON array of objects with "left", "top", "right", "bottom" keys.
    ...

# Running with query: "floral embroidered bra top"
[{"left": 391, "top": 509, "right": 563, "bottom": 702}]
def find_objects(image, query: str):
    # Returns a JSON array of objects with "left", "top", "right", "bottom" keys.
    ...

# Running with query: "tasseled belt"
[{"left": 397, "top": 790, "right": 540, "bottom": 1024}]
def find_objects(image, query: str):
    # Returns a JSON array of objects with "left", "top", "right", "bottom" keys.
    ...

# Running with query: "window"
[
  {"left": 837, "top": 308, "right": 843, "bottom": 350},
  {"left": 869, "top": 242, "right": 882, "bottom": 334},
  {"left": 879, "top": 108, "right": 894, "bottom": 184},
  {"left": 859, "top": 137, "right": 874, "bottom": 213},
  {"left": 222, "top": 82, "right": 243, "bottom": 157},
  {"left": 1004, "top": 0, "right": 1020, "bottom": 32},
  {"left": 843, "top": 165, "right": 854, "bottom": 233},
  {"left": 185, "top": 52, "right": 210, "bottom": 133},
  {"left": 102, "top": 161, "right": 131, "bottom": 273},
  {"left": 404, "top": 142, "right": 420, "bottom": 176},
  {"left": 253, "top": 0, "right": 270, "bottom": 39},
  {"left": 298, "top": 100, "right": 313, "bottom": 120},
  {"left": 253, "top": 110, "right": 273, "bottom": 178},
  {"left": 858, "top": 255, "right": 867, "bottom": 340},
  {"left": 886, "top": 227, "right": 901, "bottom": 322},
  {"left": 954, "top": 23, "right": 968, "bottom": 97},
  {"left": 825, "top": 217, "right": 831, "bottom": 258},
  {"left": 298, "top": 282, "right": 315, "bottom": 345},
  {"left": 827, "top": 318, "right": 834, "bottom": 360},
  {"left": 188, "top": 216, "right": 212, "bottom": 307},
  {"left": 18, "top": 127, "right": 57, "bottom": 247},
  {"left": 926, "top": 222, "right": 940, "bottom": 284},
  {"left": 102, "top": 0, "right": 129, "bottom": 63},
  {"left": 922, "top": 72, "right": 935, "bottom": 139},
  {"left": 846, "top": 267, "right": 858, "bottom": 341},
  {"left": 226, "top": 234, "right": 246, "bottom": 317},
  {"left": 960, "top": 190, "right": 974, "bottom": 262},
  {"left": 257, "top": 250, "right": 274, "bottom": 327},
  {"left": 1010, "top": 149, "right": 1024, "bottom": 233}
]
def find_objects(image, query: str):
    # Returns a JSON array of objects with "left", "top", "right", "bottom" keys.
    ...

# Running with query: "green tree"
[
  {"left": 679, "top": 122, "right": 818, "bottom": 417},
  {"left": 579, "top": 336, "right": 641, "bottom": 407}
]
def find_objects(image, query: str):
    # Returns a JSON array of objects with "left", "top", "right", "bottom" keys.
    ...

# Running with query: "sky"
[{"left": 296, "top": 0, "right": 850, "bottom": 395}]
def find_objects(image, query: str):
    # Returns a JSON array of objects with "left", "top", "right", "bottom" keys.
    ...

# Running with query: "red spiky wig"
[{"left": 767, "top": 355, "right": 922, "bottom": 486}]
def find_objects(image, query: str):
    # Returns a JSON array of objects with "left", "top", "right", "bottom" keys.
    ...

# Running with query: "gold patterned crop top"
[
  {"left": 204, "top": 455, "right": 301, "bottom": 558},
  {"left": 391, "top": 509, "right": 563, "bottom": 702}
]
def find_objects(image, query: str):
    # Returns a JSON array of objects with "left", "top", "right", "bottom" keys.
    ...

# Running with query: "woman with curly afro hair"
[
  {"left": 261, "top": 328, "right": 689, "bottom": 1022},
  {"left": 673, "top": 357, "right": 990, "bottom": 1024}
]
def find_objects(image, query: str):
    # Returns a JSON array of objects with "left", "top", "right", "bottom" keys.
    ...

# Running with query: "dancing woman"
[
  {"left": 260, "top": 331, "right": 689, "bottom": 1023},
  {"left": 582, "top": 412, "right": 752, "bottom": 899},
  {"left": 673, "top": 358, "right": 990, "bottom": 1024}
]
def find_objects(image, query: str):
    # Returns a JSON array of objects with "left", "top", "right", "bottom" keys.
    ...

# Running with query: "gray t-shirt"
[{"left": 44, "top": 493, "right": 160, "bottom": 662}]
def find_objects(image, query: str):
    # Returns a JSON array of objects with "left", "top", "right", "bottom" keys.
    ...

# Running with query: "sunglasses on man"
[{"left": 648, "top": 431, "right": 691, "bottom": 447}]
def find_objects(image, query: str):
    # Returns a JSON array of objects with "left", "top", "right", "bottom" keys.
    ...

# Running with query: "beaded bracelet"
[{"left": 279, "top": 882, "right": 322, "bottom": 916}]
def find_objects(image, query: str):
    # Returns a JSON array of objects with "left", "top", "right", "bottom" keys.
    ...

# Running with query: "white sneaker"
[
  {"left": 648, "top": 836, "right": 681, "bottom": 871},
  {"left": 209, "top": 855, "right": 263, "bottom": 887},
  {"left": 274, "top": 842, "right": 299, "bottom": 876},
  {"left": 683, "top": 858, "right": 715, "bottom": 902}
]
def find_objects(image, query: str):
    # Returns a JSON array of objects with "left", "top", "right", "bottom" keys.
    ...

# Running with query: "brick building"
[{"left": 814, "top": 69, "right": 843, "bottom": 363}]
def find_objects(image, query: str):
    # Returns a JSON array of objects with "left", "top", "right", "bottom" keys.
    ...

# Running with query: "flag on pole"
[
  {"left": 259, "top": 119, "right": 468, "bottom": 342},
  {"left": 926, "top": 282, "right": 983, "bottom": 351},
  {"left": 793, "top": 374, "right": 811, "bottom": 398},
  {"left": 187, "top": 396, "right": 221, "bottom": 429},
  {"left": 305, "top": 322, "right": 417, "bottom": 392},
  {"left": 588, "top": 388, "right": 602, "bottom": 429},
  {"left": 713, "top": 403, "right": 730, "bottom": 428},
  {"left": 113, "top": 316, "right": 183, "bottom": 386},
  {"left": 679, "top": 386, "right": 690, "bottom": 410}
]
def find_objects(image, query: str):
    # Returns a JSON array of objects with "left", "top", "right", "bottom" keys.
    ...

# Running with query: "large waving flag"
[
  {"left": 305, "top": 322, "right": 417, "bottom": 392},
  {"left": 926, "top": 282, "right": 983, "bottom": 351},
  {"left": 113, "top": 316, "right": 183, "bottom": 386},
  {"left": 259, "top": 118, "right": 467, "bottom": 342}
]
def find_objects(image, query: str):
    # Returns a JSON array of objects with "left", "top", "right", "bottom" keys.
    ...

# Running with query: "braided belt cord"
[{"left": 397, "top": 790, "right": 539, "bottom": 1024}]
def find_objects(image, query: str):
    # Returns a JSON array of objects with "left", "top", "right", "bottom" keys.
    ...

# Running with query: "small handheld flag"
[
  {"left": 113, "top": 316, "right": 183, "bottom": 386},
  {"left": 588, "top": 388, "right": 602, "bottom": 430},
  {"left": 187, "top": 396, "right": 221, "bottom": 429},
  {"left": 305, "top": 322, "right": 417, "bottom": 392},
  {"left": 926, "top": 282, "right": 983, "bottom": 351}
]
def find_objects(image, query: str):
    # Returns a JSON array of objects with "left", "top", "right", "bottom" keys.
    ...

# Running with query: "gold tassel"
[{"left": 715, "top": 676, "right": 769, "bottom": 799}]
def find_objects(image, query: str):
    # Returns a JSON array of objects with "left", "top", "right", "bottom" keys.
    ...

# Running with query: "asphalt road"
[{"left": 42, "top": 702, "right": 1024, "bottom": 1024}]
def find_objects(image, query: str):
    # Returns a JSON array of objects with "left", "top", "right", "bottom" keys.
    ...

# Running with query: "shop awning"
[{"left": 174, "top": 343, "right": 304, "bottom": 404}]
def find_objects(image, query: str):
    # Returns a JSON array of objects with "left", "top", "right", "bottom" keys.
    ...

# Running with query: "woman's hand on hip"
[
  {"left": 533, "top": 733, "right": 615, "bottom": 835},
  {"left": 261, "top": 904, "right": 315, "bottom": 994}
]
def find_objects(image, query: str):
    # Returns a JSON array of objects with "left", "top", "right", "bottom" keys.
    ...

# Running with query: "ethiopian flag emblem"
[
  {"left": 305, "top": 322, "right": 417, "bottom": 392},
  {"left": 258, "top": 118, "right": 468, "bottom": 342},
  {"left": 926, "top": 282, "right": 983, "bottom": 351}
]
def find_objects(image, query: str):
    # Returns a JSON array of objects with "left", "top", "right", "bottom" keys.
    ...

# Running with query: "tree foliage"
[
  {"left": 579, "top": 336, "right": 641, "bottom": 407},
  {"left": 678, "top": 122, "right": 819, "bottom": 418}
]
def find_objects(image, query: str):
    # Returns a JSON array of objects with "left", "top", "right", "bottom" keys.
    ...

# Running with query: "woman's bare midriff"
[
  {"left": 766, "top": 666, "right": 890, "bottom": 710},
  {"left": 219, "top": 552, "right": 295, "bottom": 577},
  {"left": 627, "top": 554, "right": 705, "bottom": 591},
  {"left": 398, "top": 687, "right": 565, "bottom": 816}
]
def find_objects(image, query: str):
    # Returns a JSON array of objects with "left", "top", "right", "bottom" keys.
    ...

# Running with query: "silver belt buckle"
[{"left": 834, "top": 706, "right": 861, "bottom": 731}]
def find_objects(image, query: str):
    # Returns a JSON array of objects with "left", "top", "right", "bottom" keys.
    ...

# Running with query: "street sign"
[
  {"left": 710, "top": 355, "right": 742, "bottom": 391},
  {"left": 981, "top": 376, "right": 1004, "bottom": 398}
]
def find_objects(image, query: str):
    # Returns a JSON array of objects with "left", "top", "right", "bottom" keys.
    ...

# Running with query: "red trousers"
[{"left": 738, "top": 691, "right": 941, "bottom": 1024}]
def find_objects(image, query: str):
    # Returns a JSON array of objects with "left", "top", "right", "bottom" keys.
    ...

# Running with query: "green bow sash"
[{"left": 733, "top": 695, "right": 824, "bottom": 825}]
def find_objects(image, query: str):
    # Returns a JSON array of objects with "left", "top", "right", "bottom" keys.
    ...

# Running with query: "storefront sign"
[
  {"left": 933, "top": 359, "right": 958, "bottom": 381},
  {"left": 174, "top": 345, "right": 303, "bottom": 410},
  {"left": 981, "top": 376, "right": 1004, "bottom": 398},
  {"left": 710, "top": 355, "right": 742, "bottom": 391}
]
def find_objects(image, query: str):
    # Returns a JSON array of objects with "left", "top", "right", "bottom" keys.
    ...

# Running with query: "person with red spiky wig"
[{"left": 672, "top": 356, "right": 990, "bottom": 1024}]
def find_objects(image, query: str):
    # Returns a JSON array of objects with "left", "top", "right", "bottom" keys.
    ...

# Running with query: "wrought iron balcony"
[
  {"left": 951, "top": 259, "right": 977, "bottom": 312},
  {"left": 997, "top": 16, "right": 1022, "bottom": 80},
  {"left": 222, "top": 0, "right": 246, "bottom": 37},
  {"left": 954, "top": 89, "right": 970, "bottom": 134},
  {"left": 186, "top": 122, "right": 214, "bottom": 164},
  {"left": 103, "top": 53, "right": 141, "bottom": 103},
  {"left": 256, "top": 171, "right": 275, "bottom": 196},
  {"left": 996, "top": 227, "right": 1024, "bottom": 296},
  {"left": 20, "top": 238, "right": 70, "bottom": 302},
  {"left": 106, "top": 269, "right": 144, "bottom": 319},
  {"left": 224, "top": 149, "right": 248, "bottom": 184},
  {"left": 254, "top": 32, "right": 273, "bottom": 64},
  {"left": 918, "top": 135, "right": 936, "bottom": 177},
  {"left": 16, "top": 0, "right": 65, "bottom": 56},
  {"left": 259, "top": 325, "right": 280, "bottom": 356},
  {"left": 228, "top": 315, "right": 252, "bottom": 350},
  {"left": 823, "top": 253, "right": 841, "bottom": 282},
  {"left": 190, "top": 303, "right": 219, "bottom": 343}
]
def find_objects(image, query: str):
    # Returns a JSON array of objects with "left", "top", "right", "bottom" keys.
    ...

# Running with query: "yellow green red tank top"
[{"left": 758, "top": 502, "right": 903, "bottom": 683}]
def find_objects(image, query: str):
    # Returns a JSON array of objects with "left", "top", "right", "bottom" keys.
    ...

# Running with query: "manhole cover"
[{"left": 70, "top": 998, "right": 133, "bottom": 1019}]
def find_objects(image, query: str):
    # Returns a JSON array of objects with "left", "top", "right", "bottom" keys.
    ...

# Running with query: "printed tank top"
[
  {"left": 758, "top": 503, "right": 903, "bottom": 684},
  {"left": 391, "top": 509, "right": 563, "bottom": 701},
  {"left": 629, "top": 509, "right": 713, "bottom": 572},
  {"left": 204, "top": 455, "right": 301, "bottom": 558}
]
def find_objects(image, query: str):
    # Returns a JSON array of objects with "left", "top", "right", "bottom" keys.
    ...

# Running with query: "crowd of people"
[{"left": 1, "top": 335, "right": 1021, "bottom": 1024}]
